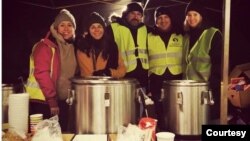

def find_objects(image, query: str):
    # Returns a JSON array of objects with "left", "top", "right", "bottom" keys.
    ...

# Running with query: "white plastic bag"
[
  {"left": 116, "top": 124, "right": 145, "bottom": 141},
  {"left": 32, "top": 115, "right": 63, "bottom": 141}
]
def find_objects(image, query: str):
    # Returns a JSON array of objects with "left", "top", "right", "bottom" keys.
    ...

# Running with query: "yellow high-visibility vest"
[
  {"left": 184, "top": 27, "right": 219, "bottom": 81},
  {"left": 111, "top": 23, "right": 149, "bottom": 72},
  {"left": 148, "top": 33, "right": 183, "bottom": 75},
  {"left": 25, "top": 41, "right": 55, "bottom": 101}
]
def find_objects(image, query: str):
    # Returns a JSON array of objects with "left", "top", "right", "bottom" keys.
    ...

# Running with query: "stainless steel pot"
[
  {"left": 2, "top": 84, "right": 14, "bottom": 123},
  {"left": 70, "top": 76, "right": 138, "bottom": 134},
  {"left": 163, "top": 80, "right": 214, "bottom": 135}
]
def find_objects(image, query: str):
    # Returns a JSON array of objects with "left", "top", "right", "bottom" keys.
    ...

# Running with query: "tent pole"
[{"left": 220, "top": 0, "right": 231, "bottom": 124}]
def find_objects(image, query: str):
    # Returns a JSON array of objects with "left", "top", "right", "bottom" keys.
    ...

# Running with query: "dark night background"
[{"left": 2, "top": 0, "right": 250, "bottom": 85}]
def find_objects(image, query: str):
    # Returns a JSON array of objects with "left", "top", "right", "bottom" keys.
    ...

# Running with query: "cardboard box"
[
  {"left": 229, "top": 63, "right": 250, "bottom": 79},
  {"left": 228, "top": 87, "right": 250, "bottom": 108},
  {"left": 228, "top": 63, "right": 250, "bottom": 108}
]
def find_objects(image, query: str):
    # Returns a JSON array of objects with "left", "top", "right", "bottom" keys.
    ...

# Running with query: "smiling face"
[
  {"left": 156, "top": 14, "right": 172, "bottom": 32},
  {"left": 57, "top": 21, "right": 75, "bottom": 40},
  {"left": 89, "top": 23, "right": 104, "bottom": 40},
  {"left": 185, "top": 10, "right": 203, "bottom": 28}
]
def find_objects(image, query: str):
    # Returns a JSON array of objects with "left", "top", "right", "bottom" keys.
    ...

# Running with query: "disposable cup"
[
  {"left": 30, "top": 114, "right": 43, "bottom": 119},
  {"left": 156, "top": 132, "right": 175, "bottom": 141},
  {"left": 29, "top": 114, "right": 43, "bottom": 134}
]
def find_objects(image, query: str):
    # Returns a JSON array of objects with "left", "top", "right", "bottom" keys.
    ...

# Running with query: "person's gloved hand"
[{"left": 93, "top": 68, "right": 111, "bottom": 76}]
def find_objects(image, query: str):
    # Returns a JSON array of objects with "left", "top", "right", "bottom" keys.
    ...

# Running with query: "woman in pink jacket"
[{"left": 26, "top": 9, "right": 77, "bottom": 132}]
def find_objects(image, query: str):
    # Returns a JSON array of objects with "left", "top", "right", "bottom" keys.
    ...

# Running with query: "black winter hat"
[
  {"left": 185, "top": 0, "right": 206, "bottom": 17},
  {"left": 122, "top": 2, "right": 143, "bottom": 18},
  {"left": 154, "top": 6, "right": 173, "bottom": 22},
  {"left": 86, "top": 12, "right": 106, "bottom": 30}
]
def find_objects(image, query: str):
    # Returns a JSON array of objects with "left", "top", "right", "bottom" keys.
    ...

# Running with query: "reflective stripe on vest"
[
  {"left": 185, "top": 27, "right": 219, "bottom": 81},
  {"left": 148, "top": 33, "right": 183, "bottom": 75},
  {"left": 25, "top": 43, "right": 55, "bottom": 101},
  {"left": 111, "top": 23, "right": 149, "bottom": 72}
]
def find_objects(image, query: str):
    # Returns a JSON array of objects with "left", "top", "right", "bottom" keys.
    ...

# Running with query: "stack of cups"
[
  {"left": 156, "top": 132, "right": 175, "bottom": 141},
  {"left": 30, "top": 114, "right": 43, "bottom": 134}
]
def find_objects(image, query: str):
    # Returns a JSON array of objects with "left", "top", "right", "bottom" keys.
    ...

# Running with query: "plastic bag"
[
  {"left": 32, "top": 115, "right": 63, "bottom": 141},
  {"left": 116, "top": 124, "right": 145, "bottom": 141}
]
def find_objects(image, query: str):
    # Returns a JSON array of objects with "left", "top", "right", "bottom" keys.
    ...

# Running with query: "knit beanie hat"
[
  {"left": 122, "top": 2, "right": 143, "bottom": 18},
  {"left": 54, "top": 9, "right": 76, "bottom": 29},
  {"left": 86, "top": 12, "right": 106, "bottom": 30},
  {"left": 154, "top": 6, "right": 173, "bottom": 23},
  {"left": 185, "top": 0, "right": 205, "bottom": 17}
]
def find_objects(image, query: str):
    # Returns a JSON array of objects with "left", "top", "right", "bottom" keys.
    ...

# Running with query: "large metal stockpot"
[
  {"left": 163, "top": 80, "right": 214, "bottom": 135},
  {"left": 70, "top": 76, "right": 138, "bottom": 134},
  {"left": 2, "top": 84, "right": 14, "bottom": 123}
]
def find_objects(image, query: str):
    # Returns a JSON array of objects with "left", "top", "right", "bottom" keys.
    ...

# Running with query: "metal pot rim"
[
  {"left": 71, "top": 76, "right": 138, "bottom": 84},
  {"left": 164, "top": 80, "right": 208, "bottom": 86}
]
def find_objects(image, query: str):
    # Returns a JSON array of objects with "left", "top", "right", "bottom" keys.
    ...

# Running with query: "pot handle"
[
  {"left": 208, "top": 90, "right": 215, "bottom": 105},
  {"left": 66, "top": 89, "right": 75, "bottom": 105},
  {"left": 136, "top": 87, "right": 148, "bottom": 103},
  {"left": 177, "top": 91, "right": 183, "bottom": 105},
  {"left": 159, "top": 88, "right": 165, "bottom": 102},
  {"left": 104, "top": 92, "right": 110, "bottom": 107},
  {"left": 201, "top": 90, "right": 215, "bottom": 105}
]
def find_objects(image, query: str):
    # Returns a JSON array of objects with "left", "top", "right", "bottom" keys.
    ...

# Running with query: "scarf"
[{"left": 50, "top": 24, "right": 77, "bottom": 100}]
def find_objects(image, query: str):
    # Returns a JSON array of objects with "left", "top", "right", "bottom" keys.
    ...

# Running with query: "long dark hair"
[{"left": 76, "top": 31, "right": 119, "bottom": 68}]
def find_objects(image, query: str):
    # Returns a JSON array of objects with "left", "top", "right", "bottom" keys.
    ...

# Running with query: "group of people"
[{"left": 25, "top": 0, "right": 222, "bottom": 132}]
